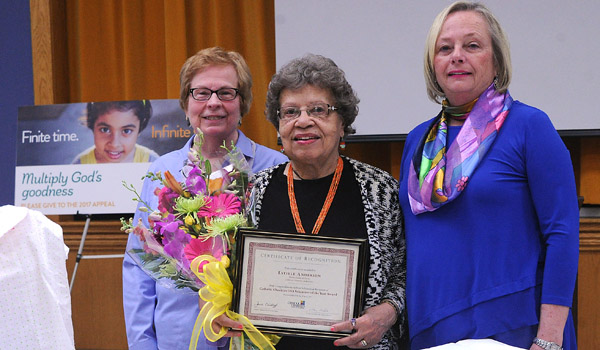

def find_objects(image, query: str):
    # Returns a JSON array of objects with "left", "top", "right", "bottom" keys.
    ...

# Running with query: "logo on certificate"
[{"left": 288, "top": 300, "right": 306, "bottom": 309}]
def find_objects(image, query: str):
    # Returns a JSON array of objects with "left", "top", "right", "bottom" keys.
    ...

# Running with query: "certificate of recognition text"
[{"left": 237, "top": 235, "right": 362, "bottom": 333}]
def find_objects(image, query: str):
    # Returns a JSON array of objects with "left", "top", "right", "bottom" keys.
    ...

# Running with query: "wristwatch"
[{"left": 533, "top": 337, "right": 563, "bottom": 350}]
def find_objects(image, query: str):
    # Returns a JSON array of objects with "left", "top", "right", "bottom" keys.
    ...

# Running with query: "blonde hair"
[{"left": 424, "top": 1, "right": 512, "bottom": 104}]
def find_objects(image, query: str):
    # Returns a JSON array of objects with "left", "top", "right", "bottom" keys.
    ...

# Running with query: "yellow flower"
[
  {"left": 220, "top": 255, "right": 230, "bottom": 268},
  {"left": 184, "top": 215, "right": 195, "bottom": 226}
]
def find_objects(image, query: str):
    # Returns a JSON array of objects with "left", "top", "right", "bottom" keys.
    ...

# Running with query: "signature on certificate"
[{"left": 255, "top": 301, "right": 278, "bottom": 309}]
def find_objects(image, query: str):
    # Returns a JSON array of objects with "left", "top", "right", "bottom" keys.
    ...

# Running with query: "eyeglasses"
[
  {"left": 189, "top": 87, "right": 240, "bottom": 102},
  {"left": 277, "top": 103, "right": 338, "bottom": 121}
]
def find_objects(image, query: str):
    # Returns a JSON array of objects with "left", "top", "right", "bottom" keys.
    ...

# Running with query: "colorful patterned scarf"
[{"left": 407, "top": 83, "right": 513, "bottom": 214}]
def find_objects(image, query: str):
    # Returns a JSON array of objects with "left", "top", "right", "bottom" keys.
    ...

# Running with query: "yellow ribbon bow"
[{"left": 189, "top": 255, "right": 277, "bottom": 350}]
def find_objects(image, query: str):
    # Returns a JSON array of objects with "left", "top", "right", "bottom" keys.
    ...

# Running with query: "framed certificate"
[{"left": 231, "top": 229, "right": 368, "bottom": 338}]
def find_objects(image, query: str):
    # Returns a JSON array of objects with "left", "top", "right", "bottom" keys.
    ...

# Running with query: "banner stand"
[{"left": 69, "top": 213, "right": 124, "bottom": 292}]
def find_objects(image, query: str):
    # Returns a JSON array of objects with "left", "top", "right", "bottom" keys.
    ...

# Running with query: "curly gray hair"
[{"left": 265, "top": 54, "right": 359, "bottom": 137}]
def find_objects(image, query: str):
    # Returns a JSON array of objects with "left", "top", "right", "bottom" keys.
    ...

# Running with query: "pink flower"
[
  {"left": 199, "top": 193, "right": 241, "bottom": 218},
  {"left": 456, "top": 176, "right": 469, "bottom": 192},
  {"left": 156, "top": 187, "right": 178, "bottom": 214},
  {"left": 184, "top": 236, "right": 226, "bottom": 273},
  {"left": 132, "top": 225, "right": 149, "bottom": 244},
  {"left": 184, "top": 236, "right": 225, "bottom": 261},
  {"left": 147, "top": 212, "right": 162, "bottom": 229},
  {"left": 131, "top": 225, "right": 162, "bottom": 255}
]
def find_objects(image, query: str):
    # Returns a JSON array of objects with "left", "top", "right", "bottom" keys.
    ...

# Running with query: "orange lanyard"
[{"left": 286, "top": 157, "right": 343, "bottom": 234}]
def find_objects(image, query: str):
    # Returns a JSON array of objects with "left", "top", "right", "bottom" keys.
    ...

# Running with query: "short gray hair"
[{"left": 265, "top": 54, "right": 359, "bottom": 136}]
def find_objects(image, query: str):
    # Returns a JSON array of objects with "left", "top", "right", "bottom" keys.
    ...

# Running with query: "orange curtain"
[{"left": 54, "top": 0, "right": 279, "bottom": 150}]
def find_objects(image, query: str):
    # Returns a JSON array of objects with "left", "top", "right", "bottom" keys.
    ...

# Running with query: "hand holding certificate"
[
  {"left": 230, "top": 230, "right": 402, "bottom": 349},
  {"left": 232, "top": 229, "right": 368, "bottom": 338},
  {"left": 243, "top": 53, "right": 406, "bottom": 349}
]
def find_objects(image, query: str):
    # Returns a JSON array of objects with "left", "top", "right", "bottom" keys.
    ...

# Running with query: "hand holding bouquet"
[{"left": 122, "top": 130, "right": 277, "bottom": 350}]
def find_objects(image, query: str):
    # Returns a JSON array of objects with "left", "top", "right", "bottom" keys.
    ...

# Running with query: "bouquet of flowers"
[{"left": 121, "top": 130, "right": 277, "bottom": 350}]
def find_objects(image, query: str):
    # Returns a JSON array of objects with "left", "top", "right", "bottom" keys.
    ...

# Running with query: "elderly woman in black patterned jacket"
[{"left": 248, "top": 54, "right": 405, "bottom": 349}]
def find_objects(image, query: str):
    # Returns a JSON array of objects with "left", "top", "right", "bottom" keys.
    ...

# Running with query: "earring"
[
  {"left": 280, "top": 146, "right": 285, "bottom": 153},
  {"left": 493, "top": 76, "right": 498, "bottom": 90},
  {"left": 339, "top": 139, "right": 346, "bottom": 150}
]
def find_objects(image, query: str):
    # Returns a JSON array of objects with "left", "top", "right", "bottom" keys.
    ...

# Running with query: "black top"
[
  {"left": 258, "top": 159, "right": 368, "bottom": 349},
  {"left": 259, "top": 159, "right": 367, "bottom": 239}
]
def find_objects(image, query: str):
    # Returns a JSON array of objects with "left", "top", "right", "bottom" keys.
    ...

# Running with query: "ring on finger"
[
  {"left": 360, "top": 339, "right": 368, "bottom": 347},
  {"left": 350, "top": 318, "right": 357, "bottom": 329}
]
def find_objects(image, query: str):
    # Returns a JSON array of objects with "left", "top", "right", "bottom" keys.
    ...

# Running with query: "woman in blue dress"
[{"left": 398, "top": 2, "right": 578, "bottom": 349}]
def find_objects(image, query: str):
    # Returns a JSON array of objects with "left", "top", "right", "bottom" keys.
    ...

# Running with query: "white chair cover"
[
  {"left": 0, "top": 205, "right": 75, "bottom": 350},
  {"left": 424, "top": 339, "right": 527, "bottom": 350}
]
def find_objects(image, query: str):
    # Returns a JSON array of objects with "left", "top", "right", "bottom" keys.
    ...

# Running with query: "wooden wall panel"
[
  {"left": 30, "top": 0, "right": 54, "bottom": 105},
  {"left": 577, "top": 218, "right": 600, "bottom": 349},
  {"left": 342, "top": 141, "right": 404, "bottom": 180},
  {"left": 63, "top": 218, "right": 128, "bottom": 350},
  {"left": 580, "top": 138, "right": 600, "bottom": 204}
]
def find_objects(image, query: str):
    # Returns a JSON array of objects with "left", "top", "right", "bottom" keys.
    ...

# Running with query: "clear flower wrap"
[{"left": 122, "top": 130, "right": 278, "bottom": 350}]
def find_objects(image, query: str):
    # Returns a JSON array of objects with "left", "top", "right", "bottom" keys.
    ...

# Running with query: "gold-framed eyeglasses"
[
  {"left": 189, "top": 87, "right": 240, "bottom": 102},
  {"left": 277, "top": 103, "right": 338, "bottom": 121}
]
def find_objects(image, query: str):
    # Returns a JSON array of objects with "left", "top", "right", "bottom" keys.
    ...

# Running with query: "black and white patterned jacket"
[{"left": 250, "top": 156, "right": 406, "bottom": 349}]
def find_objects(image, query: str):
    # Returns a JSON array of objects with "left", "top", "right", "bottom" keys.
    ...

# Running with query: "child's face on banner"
[{"left": 92, "top": 109, "right": 140, "bottom": 163}]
